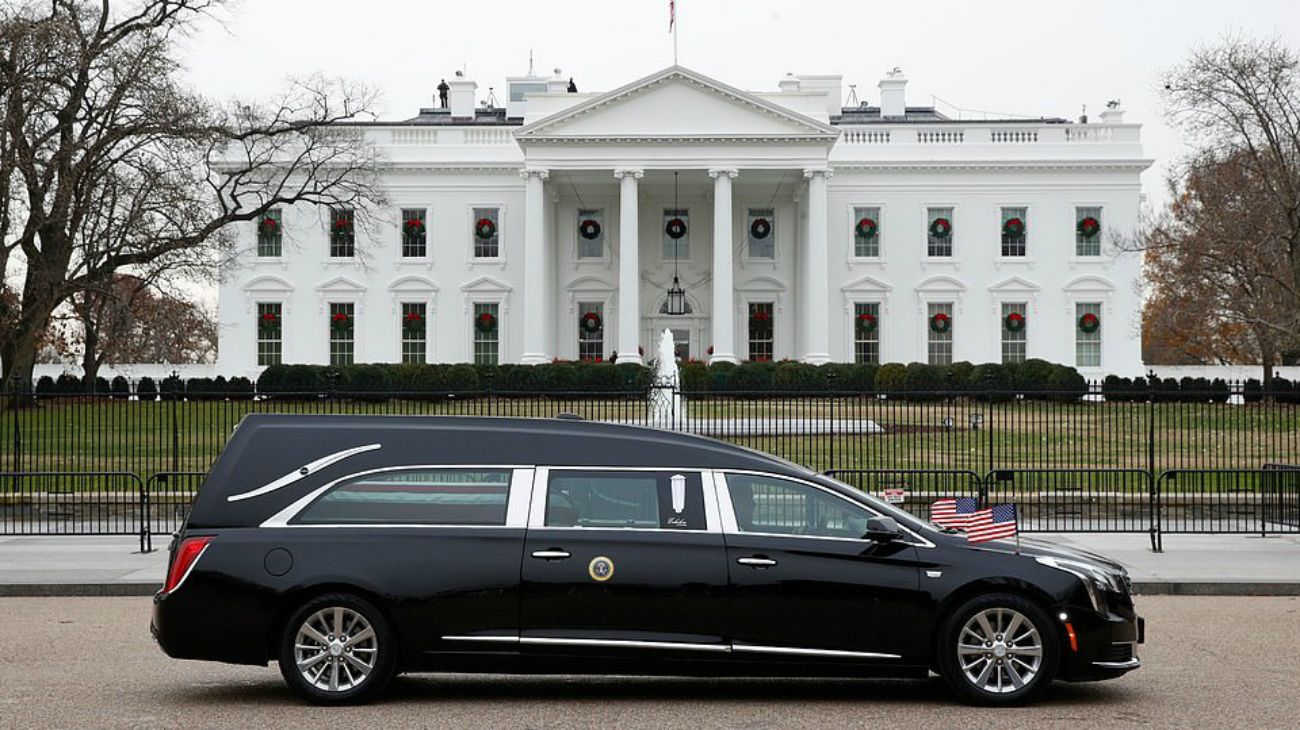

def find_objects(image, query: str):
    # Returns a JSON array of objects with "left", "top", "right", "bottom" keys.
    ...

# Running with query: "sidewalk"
[{"left": 1, "top": 533, "right": 1298, "bottom": 597}]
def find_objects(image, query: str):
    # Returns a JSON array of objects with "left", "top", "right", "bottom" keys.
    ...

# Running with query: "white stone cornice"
[
  {"left": 613, "top": 168, "right": 645, "bottom": 179},
  {"left": 708, "top": 168, "right": 739, "bottom": 179},
  {"left": 803, "top": 167, "right": 833, "bottom": 179},
  {"left": 828, "top": 160, "right": 1155, "bottom": 173},
  {"left": 518, "top": 168, "right": 550, "bottom": 180}
]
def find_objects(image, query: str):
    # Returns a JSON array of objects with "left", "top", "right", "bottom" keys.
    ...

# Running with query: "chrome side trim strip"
[
  {"left": 519, "top": 637, "right": 731, "bottom": 653},
  {"left": 1092, "top": 658, "right": 1141, "bottom": 670},
  {"left": 228, "top": 444, "right": 382, "bottom": 502},
  {"left": 442, "top": 635, "right": 521, "bottom": 644},
  {"left": 732, "top": 644, "right": 901, "bottom": 660}
]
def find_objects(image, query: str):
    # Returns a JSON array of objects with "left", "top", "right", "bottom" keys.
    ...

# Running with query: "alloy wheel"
[
  {"left": 956, "top": 607, "right": 1044, "bottom": 694},
  {"left": 293, "top": 606, "right": 379, "bottom": 693}
]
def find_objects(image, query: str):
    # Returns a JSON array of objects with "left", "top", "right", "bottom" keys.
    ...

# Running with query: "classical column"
[
  {"left": 520, "top": 168, "right": 550, "bottom": 364},
  {"left": 802, "top": 167, "right": 832, "bottom": 364},
  {"left": 614, "top": 168, "right": 644, "bottom": 365},
  {"left": 708, "top": 168, "right": 738, "bottom": 364}
]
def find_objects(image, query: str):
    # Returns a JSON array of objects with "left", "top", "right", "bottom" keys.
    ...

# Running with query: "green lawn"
[{"left": 3, "top": 395, "right": 1299, "bottom": 479}]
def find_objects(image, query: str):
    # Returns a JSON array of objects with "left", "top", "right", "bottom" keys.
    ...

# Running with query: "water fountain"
[{"left": 648, "top": 329, "right": 686, "bottom": 428}]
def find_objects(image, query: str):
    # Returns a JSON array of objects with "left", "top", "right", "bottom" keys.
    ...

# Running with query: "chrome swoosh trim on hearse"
[{"left": 227, "top": 443, "right": 382, "bottom": 502}]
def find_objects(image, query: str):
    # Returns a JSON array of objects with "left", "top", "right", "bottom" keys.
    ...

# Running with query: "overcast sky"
[{"left": 179, "top": 0, "right": 1299, "bottom": 207}]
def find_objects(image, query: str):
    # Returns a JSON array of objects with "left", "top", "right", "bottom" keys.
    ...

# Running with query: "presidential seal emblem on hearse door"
[{"left": 588, "top": 556, "right": 615, "bottom": 582}]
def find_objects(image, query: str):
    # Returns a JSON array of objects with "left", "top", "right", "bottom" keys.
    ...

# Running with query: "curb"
[
  {"left": 1132, "top": 581, "right": 1300, "bottom": 597},
  {"left": 0, "top": 583, "right": 160, "bottom": 597},
  {"left": 1, "top": 582, "right": 1298, "bottom": 598}
]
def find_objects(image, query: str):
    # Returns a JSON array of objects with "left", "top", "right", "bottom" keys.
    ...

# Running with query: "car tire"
[
  {"left": 277, "top": 593, "right": 396, "bottom": 705},
  {"left": 937, "top": 592, "right": 1059, "bottom": 706}
]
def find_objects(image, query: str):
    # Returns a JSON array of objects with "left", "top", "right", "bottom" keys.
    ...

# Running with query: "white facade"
[{"left": 217, "top": 66, "right": 1152, "bottom": 378}]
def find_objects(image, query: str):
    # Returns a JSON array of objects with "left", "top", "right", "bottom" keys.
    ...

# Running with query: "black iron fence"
[{"left": 3, "top": 381, "right": 1299, "bottom": 548}]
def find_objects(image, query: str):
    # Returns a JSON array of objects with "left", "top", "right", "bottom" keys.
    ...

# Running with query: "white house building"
[{"left": 217, "top": 65, "right": 1152, "bottom": 378}]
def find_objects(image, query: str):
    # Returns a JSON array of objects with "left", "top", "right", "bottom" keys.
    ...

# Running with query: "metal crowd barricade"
[
  {"left": 984, "top": 469, "right": 1158, "bottom": 550},
  {"left": 1156, "top": 469, "right": 1300, "bottom": 549},
  {"left": 824, "top": 469, "right": 986, "bottom": 522},
  {"left": 0, "top": 471, "right": 147, "bottom": 549},
  {"left": 143, "top": 471, "right": 208, "bottom": 553}
]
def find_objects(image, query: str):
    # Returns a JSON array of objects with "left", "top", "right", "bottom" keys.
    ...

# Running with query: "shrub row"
[
  {"left": 32, "top": 374, "right": 254, "bottom": 401},
  {"left": 1102, "top": 376, "right": 1300, "bottom": 404}
]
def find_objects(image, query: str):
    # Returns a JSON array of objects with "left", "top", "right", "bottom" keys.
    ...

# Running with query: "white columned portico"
[
  {"left": 520, "top": 168, "right": 550, "bottom": 364},
  {"left": 802, "top": 167, "right": 832, "bottom": 364},
  {"left": 708, "top": 168, "right": 739, "bottom": 364},
  {"left": 614, "top": 168, "right": 644, "bottom": 364}
]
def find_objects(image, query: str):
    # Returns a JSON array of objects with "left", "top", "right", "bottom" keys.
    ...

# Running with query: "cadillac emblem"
[{"left": 588, "top": 556, "right": 615, "bottom": 582}]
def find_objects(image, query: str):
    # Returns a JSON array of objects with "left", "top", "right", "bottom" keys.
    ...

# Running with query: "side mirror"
[{"left": 865, "top": 516, "right": 903, "bottom": 543}]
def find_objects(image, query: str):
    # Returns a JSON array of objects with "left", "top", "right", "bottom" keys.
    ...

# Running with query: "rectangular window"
[
  {"left": 545, "top": 470, "right": 707, "bottom": 530},
  {"left": 256, "top": 302, "right": 282, "bottom": 366},
  {"left": 576, "top": 209, "right": 604, "bottom": 259},
  {"left": 401, "top": 302, "right": 428, "bottom": 364},
  {"left": 257, "top": 208, "right": 282, "bottom": 258},
  {"left": 662, "top": 208, "right": 689, "bottom": 260},
  {"left": 401, "top": 209, "right": 427, "bottom": 258},
  {"left": 330, "top": 209, "right": 355, "bottom": 258},
  {"left": 1076, "top": 302, "right": 1102, "bottom": 367},
  {"left": 473, "top": 302, "right": 499, "bottom": 365},
  {"left": 1001, "top": 207, "right": 1027, "bottom": 257},
  {"left": 725, "top": 473, "right": 873, "bottom": 539},
  {"left": 328, "top": 302, "right": 355, "bottom": 366},
  {"left": 747, "top": 208, "right": 775, "bottom": 259},
  {"left": 853, "top": 206, "right": 881, "bottom": 258},
  {"left": 1076, "top": 206, "right": 1102, "bottom": 257},
  {"left": 927, "top": 207, "right": 954, "bottom": 257},
  {"left": 294, "top": 469, "right": 512, "bottom": 526},
  {"left": 748, "top": 301, "right": 774, "bottom": 362},
  {"left": 1001, "top": 302, "right": 1027, "bottom": 364},
  {"left": 853, "top": 302, "right": 880, "bottom": 365},
  {"left": 577, "top": 301, "right": 604, "bottom": 361},
  {"left": 472, "top": 207, "right": 500, "bottom": 258},
  {"left": 927, "top": 302, "right": 953, "bottom": 366}
]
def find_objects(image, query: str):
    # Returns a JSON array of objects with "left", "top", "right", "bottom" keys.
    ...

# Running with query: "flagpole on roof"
[{"left": 670, "top": 0, "right": 678, "bottom": 65}]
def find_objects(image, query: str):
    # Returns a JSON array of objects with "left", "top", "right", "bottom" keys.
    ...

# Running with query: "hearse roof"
[{"left": 187, "top": 414, "right": 812, "bottom": 529}]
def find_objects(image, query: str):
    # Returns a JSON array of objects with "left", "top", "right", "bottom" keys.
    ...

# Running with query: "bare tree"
[
  {"left": 1141, "top": 152, "right": 1298, "bottom": 382},
  {"left": 1161, "top": 35, "right": 1300, "bottom": 304},
  {"left": 0, "top": 1, "right": 385, "bottom": 388}
]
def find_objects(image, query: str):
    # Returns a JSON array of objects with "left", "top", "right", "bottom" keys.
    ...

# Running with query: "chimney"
[
  {"left": 1100, "top": 99, "right": 1125, "bottom": 123},
  {"left": 878, "top": 67, "right": 907, "bottom": 118},
  {"left": 778, "top": 73, "right": 800, "bottom": 93},
  {"left": 448, "top": 71, "right": 477, "bottom": 119}
]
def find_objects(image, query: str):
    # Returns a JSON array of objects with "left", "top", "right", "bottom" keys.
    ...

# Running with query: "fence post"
[
  {"left": 170, "top": 372, "right": 180, "bottom": 476},
  {"left": 1147, "top": 373, "right": 1161, "bottom": 552},
  {"left": 8, "top": 377, "right": 21, "bottom": 494}
]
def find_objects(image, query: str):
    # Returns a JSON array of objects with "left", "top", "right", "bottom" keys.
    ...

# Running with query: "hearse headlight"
[{"left": 1035, "top": 556, "right": 1124, "bottom": 613}]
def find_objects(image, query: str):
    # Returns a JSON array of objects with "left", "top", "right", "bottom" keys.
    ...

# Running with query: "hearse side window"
[
  {"left": 545, "top": 470, "right": 706, "bottom": 530},
  {"left": 293, "top": 469, "right": 512, "bottom": 526},
  {"left": 725, "top": 473, "right": 873, "bottom": 539}
]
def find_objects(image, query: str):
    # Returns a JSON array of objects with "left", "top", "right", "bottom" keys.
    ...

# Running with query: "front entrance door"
[{"left": 520, "top": 468, "right": 729, "bottom": 654}]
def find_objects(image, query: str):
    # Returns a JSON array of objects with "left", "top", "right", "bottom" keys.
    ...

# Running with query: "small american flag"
[
  {"left": 669, "top": 0, "right": 675, "bottom": 31},
  {"left": 930, "top": 497, "right": 979, "bottom": 529},
  {"left": 965, "top": 503, "right": 1019, "bottom": 544}
]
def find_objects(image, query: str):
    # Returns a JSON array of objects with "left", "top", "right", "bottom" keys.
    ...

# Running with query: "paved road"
[{"left": 1, "top": 596, "right": 1297, "bottom": 729}]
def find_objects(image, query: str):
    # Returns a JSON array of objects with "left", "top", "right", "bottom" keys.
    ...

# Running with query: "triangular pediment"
[
  {"left": 988, "top": 276, "right": 1040, "bottom": 293},
  {"left": 314, "top": 275, "right": 366, "bottom": 294},
  {"left": 460, "top": 276, "right": 512, "bottom": 293},
  {"left": 515, "top": 66, "right": 839, "bottom": 143}
]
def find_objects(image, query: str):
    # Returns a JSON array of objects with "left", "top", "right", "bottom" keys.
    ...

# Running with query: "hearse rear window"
[
  {"left": 545, "top": 470, "right": 706, "bottom": 530},
  {"left": 293, "top": 469, "right": 512, "bottom": 526}
]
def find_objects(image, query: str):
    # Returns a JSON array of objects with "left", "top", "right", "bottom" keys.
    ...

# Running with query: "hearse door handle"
[
  {"left": 737, "top": 556, "right": 778, "bottom": 568},
  {"left": 531, "top": 549, "right": 571, "bottom": 560}
]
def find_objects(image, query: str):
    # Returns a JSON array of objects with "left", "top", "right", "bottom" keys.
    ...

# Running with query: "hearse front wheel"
[
  {"left": 937, "top": 592, "right": 1059, "bottom": 706},
  {"left": 278, "top": 593, "right": 396, "bottom": 704}
]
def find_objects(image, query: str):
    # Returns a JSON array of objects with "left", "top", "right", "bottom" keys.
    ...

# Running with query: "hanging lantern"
[{"left": 664, "top": 275, "right": 688, "bottom": 316}]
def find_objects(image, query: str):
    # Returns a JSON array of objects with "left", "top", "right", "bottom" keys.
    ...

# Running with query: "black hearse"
[{"left": 152, "top": 415, "right": 1142, "bottom": 705}]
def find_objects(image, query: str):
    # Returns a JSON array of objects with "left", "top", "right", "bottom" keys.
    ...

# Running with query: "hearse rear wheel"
[
  {"left": 937, "top": 592, "right": 1059, "bottom": 706},
  {"left": 278, "top": 593, "right": 396, "bottom": 704}
]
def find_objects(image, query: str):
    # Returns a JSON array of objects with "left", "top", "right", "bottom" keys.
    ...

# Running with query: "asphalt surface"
[{"left": 1, "top": 596, "right": 1297, "bottom": 729}]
